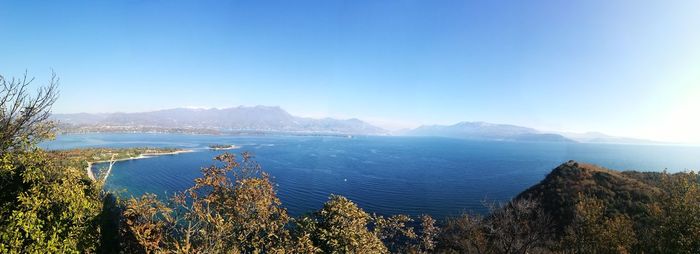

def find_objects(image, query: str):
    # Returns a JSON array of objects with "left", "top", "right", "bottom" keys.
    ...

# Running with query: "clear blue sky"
[{"left": 1, "top": 1, "right": 699, "bottom": 142}]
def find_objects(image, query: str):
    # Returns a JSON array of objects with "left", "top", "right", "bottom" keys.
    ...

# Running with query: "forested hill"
[{"left": 517, "top": 161, "right": 663, "bottom": 232}]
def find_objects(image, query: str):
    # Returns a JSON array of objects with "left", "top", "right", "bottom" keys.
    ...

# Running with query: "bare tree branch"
[{"left": 0, "top": 71, "right": 59, "bottom": 153}]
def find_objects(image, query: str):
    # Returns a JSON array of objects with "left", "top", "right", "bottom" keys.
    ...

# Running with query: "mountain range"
[
  {"left": 554, "top": 131, "right": 655, "bottom": 144},
  {"left": 53, "top": 106, "right": 655, "bottom": 144},
  {"left": 403, "top": 121, "right": 575, "bottom": 142},
  {"left": 52, "top": 106, "right": 387, "bottom": 135}
]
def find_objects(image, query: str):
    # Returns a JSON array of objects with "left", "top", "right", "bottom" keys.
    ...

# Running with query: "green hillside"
[{"left": 517, "top": 161, "right": 661, "bottom": 232}]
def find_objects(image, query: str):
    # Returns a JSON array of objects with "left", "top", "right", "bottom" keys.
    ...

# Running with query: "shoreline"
[{"left": 85, "top": 149, "right": 194, "bottom": 181}]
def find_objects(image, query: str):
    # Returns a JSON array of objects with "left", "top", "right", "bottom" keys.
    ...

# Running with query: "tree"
[
  {"left": 0, "top": 71, "right": 58, "bottom": 152},
  {"left": 122, "top": 152, "right": 296, "bottom": 253},
  {"left": 418, "top": 215, "right": 439, "bottom": 253},
  {"left": 371, "top": 214, "right": 439, "bottom": 254},
  {"left": 484, "top": 199, "right": 556, "bottom": 254},
  {"left": 436, "top": 199, "right": 554, "bottom": 254},
  {"left": 564, "top": 193, "right": 637, "bottom": 254},
  {"left": 121, "top": 194, "right": 173, "bottom": 253},
  {"left": 373, "top": 214, "right": 416, "bottom": 253},
  {"left": 437, "top": 212, "right": 488, "bottom": 254},
  {"left": 301, "top": 195, "right": 388, "bottom": 254},
  {"left": 0, "top": 72, "right": 102, "bottom": 252},
  {"left": 642, "top": 172, "right": 700, "bottom": 253}
]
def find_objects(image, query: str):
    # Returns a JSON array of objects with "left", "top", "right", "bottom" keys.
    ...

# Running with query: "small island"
[{"left": 208, "top": 144, "right": 241, "bottom": 150}]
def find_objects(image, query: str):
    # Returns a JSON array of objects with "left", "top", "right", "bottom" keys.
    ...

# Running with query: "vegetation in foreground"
[{"left": 2, "top": 73, "right": 700, "bottom": 253}]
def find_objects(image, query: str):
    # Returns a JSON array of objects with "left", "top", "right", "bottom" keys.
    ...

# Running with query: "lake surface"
[{"left": 43, "top": 133, "right": 700, "bottom": 218}]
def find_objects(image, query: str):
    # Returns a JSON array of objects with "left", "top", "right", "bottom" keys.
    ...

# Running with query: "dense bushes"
[
  {"left": 0, "top": 144, "right": 102, "bottom": 253},
  {"left": 436, "top": 199, "right": 555, "bottom": 253},
  {"left": 642, "top": 172, "right": 700, "bottom": 253}
]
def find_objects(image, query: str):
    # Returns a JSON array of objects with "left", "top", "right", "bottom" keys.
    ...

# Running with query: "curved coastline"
[{"left": 85, "top": 149, "right": 194, "bottom": 181}]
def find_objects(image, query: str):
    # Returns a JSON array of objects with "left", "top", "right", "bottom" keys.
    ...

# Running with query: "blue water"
[{"left": 42, "top": 133, "right": 700, "bottom": 218}]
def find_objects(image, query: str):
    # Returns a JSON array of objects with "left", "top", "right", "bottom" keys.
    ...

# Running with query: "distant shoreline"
[{"left": 86, "top": 149, "right": 194, "bottom": 181}]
